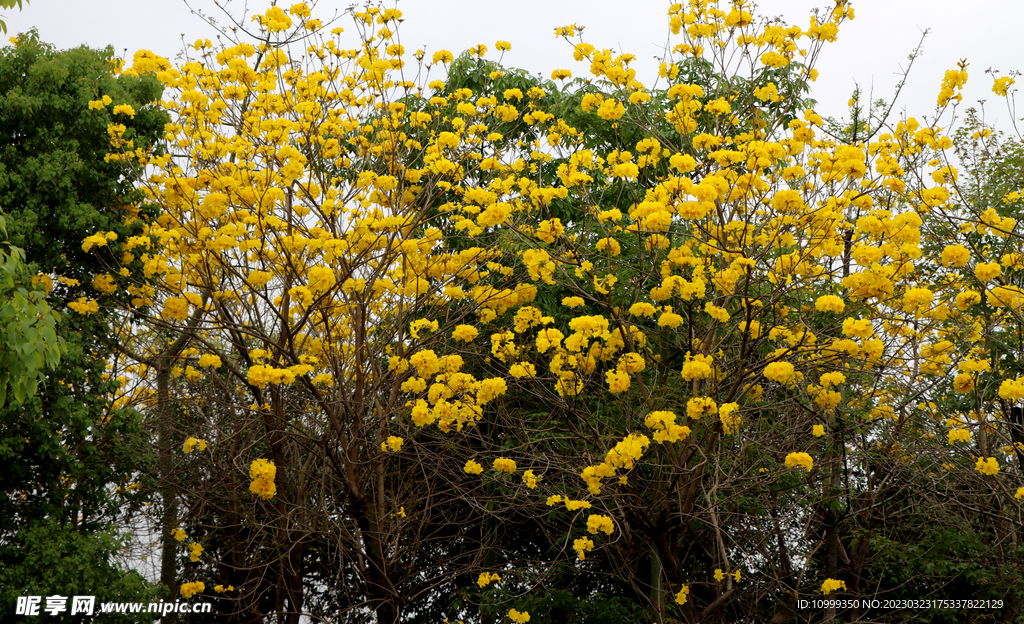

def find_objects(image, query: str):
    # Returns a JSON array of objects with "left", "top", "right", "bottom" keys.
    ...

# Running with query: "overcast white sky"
[{"left": 6, "top": 0, "right": 1023, "bottom": 127}]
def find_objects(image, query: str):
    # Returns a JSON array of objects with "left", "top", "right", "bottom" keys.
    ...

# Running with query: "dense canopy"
[{"left": 5, "top": 1, "right": 1024, "bottom": 622}]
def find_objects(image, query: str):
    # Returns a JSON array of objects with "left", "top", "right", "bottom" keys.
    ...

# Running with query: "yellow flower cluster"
[
  {"left": 821, "top": 578, "right": 847, "bottom": 595},
  {"left": 645, "top": 410, "right": 691, "bottom": 444},
  {"left": 180, "top": 581, "right": 205, "bottom": 599},
  {"left": 573, "top": 536, "right": 594, "bottom": 560},
  {"left": 493, "top": 457, "right": 517, "bottom": 473},
  {"left": 937, "top": 65, "right": 969, "bottom": 107},
  {"left": 998, "top": 378, "right": 1024, "bottom": 400},
  {"left": 681, "top": 353, "right": 714, "bottom": 380},
  {"left": 947, "top": 428, "right": 971, "bottom": 444},
  {"left": 197, "top": 354, "right": 221, "bottom": 368},
  {"left": 69, "top": 297, "right": 99, "bottom": 315},
  {"left": 522, "top": 470, "right": 539, "bottom": 489},
  {"left": 993, "top": 76, "right": 1015, "bottom": 96},
  {"left": 586, "top": 514, "right": 614, "bottom": 535},
  {"left": 247, "top": 364, "right": 298, "bottom": 387},
  {"left": 764, "top": 361, "right": 796, "bottom": 385},
  {"left": 975, "top": 457, "right": 999, "bottom": 476},
  {"left": 785, "top": 452, "right": 813, "bottom": 472},
  {"left": 719, "top": 403, "right": 741, "bottom": 434},
  {"left": 674, "top": 584, "right": 690, "bottom": 605},
  {"left": 380, "top": 436, "right": 403, "bottom": 452},
  {"left": 249, "top": 458, "right": 276, "bottom": 500},
  {"left": 814, "top": 295, "right": 845, "bottom": 313},
  {"left": 508, "top": 609, "right": 530, "bottom": 623},
  {"left": 182, "top": 437, "right": 207, "bottom": 453}
]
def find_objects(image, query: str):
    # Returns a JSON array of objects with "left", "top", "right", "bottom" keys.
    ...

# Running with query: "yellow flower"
[
  {"left": 821, "top": 578, "right": 846, "bottom": 595},
  {"left": 477, "top": 572, "right": 501, "bottom": 587},
  {"left": 974, "top": 262, "right": 1001, "bottom": 282},
  {"left": 814, "top": 295, "right": 845, "bottom": 313},
  {"left": 91, "top": 273, "right": 117, "bottom": 294},
  {"left": 975, "top": 457, "right": 999, "bottom": 476},
  {"left": 993, "top": 76, "right": 1015, "bottom": 96},
  {"left": 988, "top": 286, "right": 1024, "bottom": 311},
  {"left": 249, "top": 478, "right": 276, "bottom": 500},
  {"left": 998, "top": 378, "right": 1024, "bottom": 400},
  {"left": 180, "top": 581, "right": 205, "bottom": 599},
  {"left": 162, "top": 297, "right": 189, "bottom": 322},
  {"left": 464, "top": 459, "right": 484, "bottom": 475},
  {"left": 522, "top": 470, "right": 539, "bottom": 489},
  {"left": 785, "top": 452, "right": 813, "bottom": 472},
  {"left": 586, "top": 514, "right": 614, "bottom": 535},
  {"left": 820, "top": 372, "right": 846, "bottom": 387},
  {"left": 255, "top": 5, "right": 292, "bottom": 32},
  {"left": 687, "top": 397, "right": 717, "bottom": 420},
  {"left": 947, "top": 428, "right": 971, "bottom": 444},
  {"left": 452, "top": 325, "right": 479, "bottom": 342},
  {"left": 596, "top": 99, "right": 625, "bottom": 120},
  {"left": 69, "top": 297, "right": 100, "bottom": 315},
  {"left": 764, "top": 361, "right": 796, "bottom": 385},
  {"left": 172, "top": 528, "right": 187, "bottom": 541},
  {"left": 197, "top": 354, "right": 222, "bottom": 368},
  {"left": 940, "top": 244, "right": 970, "bottom": 267},
  {"left": 674, "top": 584, "right": 690, "bottom": 605},
  {"left": 812, "top": 424, "right": 825, "bottom": 437},
  {"left": 250, "top": 458, "right": 276, "bottom": 481},
  {"left": 842, "top": 318, "right": 873, "bottom": 339},
  {"left": 681, "top": 353, "right": 714, "bottom": 380},
  {"left": 183, "top": 437, "right": 199, "bottom": 453},
  {"left": 307, "top": 265, "right": 337, "bottom": 294},
  {"left": 289, "top": 2, "right": 311, "bottom": 17},
  {"left": 573, "top": 536, "right": 594, "bottom": 560},
  {"left": 953, "top": 373, "right": 975, "bottom": 393},
  {"left": 705, "top": 302, "right": 729, "bottom": 323},
  {"left": 380, "top": 436, "right": 403, "bottom": 452},
  {"left": 719, "top": 403, "right": 741, "bottom": 434},
  {"left": 508, "top": 608, "right": 530, "bottom": 623},
  {"left": 189, "top": 542, "right": 203, "bottom": 562},
  {"left": 606, "top": 370, "right": 631, "bottom": 393},
  {"left": 493, "top": 457, "right": 517, "bottom": 473}
]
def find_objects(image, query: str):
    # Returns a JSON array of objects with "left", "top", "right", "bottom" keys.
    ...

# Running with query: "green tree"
[{"left": 0, "top": 31, "right": 166, "bottom": 616}]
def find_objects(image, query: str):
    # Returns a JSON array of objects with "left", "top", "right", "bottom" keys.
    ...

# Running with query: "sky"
[{"left": 6, "top": 0, "right": 1023, "bottom": 127}]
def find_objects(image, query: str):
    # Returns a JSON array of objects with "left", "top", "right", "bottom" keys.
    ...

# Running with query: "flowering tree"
[{"left": 82, "top": 0, "right": 1024, "bottom": 622}]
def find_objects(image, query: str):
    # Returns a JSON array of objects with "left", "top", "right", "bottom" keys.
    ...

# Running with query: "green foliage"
[
  {"left": 0, "top": 519, "right": 157, "bottom": 623},
  {"left": 0, "top": 212, "right": 63, "bottom": 408},
  {"left": 0, "top": 31, "right": 164, "bottom": 603},
  {"left": 0, "top": 0, "right": 28, "bottom": 35}
]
